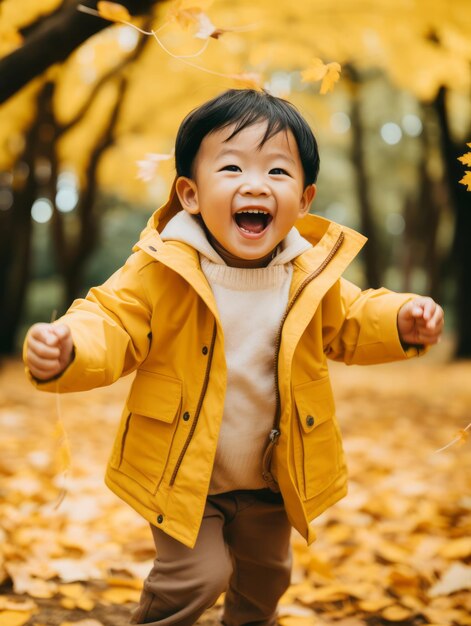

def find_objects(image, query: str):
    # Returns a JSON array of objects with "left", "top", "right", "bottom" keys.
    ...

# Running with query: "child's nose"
[{"left": 239, "top": 174, "right": 270, "bottom": 196}]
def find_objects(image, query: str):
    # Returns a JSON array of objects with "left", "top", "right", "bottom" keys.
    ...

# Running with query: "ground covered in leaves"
[{"left": 1, "top": 350, "right": 470, "bottom": 626}]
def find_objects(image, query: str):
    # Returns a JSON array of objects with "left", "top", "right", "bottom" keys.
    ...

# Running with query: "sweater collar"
[
  {"left": 160, "top": 210, "right": 312, "bottom": 267},
  {"left": 135, "top": 180, "right": 367, "bottom": 273}
]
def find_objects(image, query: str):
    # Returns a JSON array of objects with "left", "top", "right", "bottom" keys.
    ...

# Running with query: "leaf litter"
[{"left": 0, "top": 354, "right": 470, "bottom": 626}]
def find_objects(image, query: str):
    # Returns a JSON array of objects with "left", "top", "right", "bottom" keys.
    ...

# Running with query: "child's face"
[{"left": 176, "top": 122, "right": 316, "bottom": 267}]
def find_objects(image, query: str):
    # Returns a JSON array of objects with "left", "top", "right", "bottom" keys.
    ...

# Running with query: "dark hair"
[{"left": 174, "top": 89, "right": 320, "bottom": 186}]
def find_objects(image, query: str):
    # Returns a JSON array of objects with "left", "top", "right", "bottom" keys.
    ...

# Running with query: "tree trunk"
[
  {"left": 434, "top": 87, "right": 471, "bottom": 358},
  {"left": 348, "top": 72, "right": 382, "bottom": 287},
  {"left": 0, "top": 87, "right": 50, "bottom": 354}
]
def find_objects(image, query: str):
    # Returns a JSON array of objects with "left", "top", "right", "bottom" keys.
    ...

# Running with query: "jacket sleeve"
[
  {"left": 322, "top": 278, "right": 427, "bottom": 365},
  {"left": 24, "top": 251, "right": 152, "bottom": 392}
]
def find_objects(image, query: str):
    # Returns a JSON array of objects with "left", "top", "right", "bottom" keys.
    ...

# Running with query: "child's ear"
[
  {"left": 298, "top": 184, "right": 317, "bottom": 218},
  {"left": 175, "top": 176, "right": 200, "bottom": 215}
]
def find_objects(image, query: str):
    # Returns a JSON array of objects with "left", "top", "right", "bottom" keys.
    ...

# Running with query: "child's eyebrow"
[{"left": 217, "top": 147, "right": 296, "bottom": 164}]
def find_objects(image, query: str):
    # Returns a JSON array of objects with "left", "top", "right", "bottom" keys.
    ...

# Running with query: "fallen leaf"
[
  {"left": 438, "top": 537, "right": 471, "bottom": 560},
  {"left": 60, "top": 619, "right": 104, "bottom": 626},
  {"left": 0, "top": 611, "right": 34, "bottom": 626},
  {"left": 381, "top": 605, "right": 414, "bottom": 621},
  {"left": 0, "top": 598, "right": 37, "bottom": 611},
  {"left": 428, "top": 563, "right": 471, "bottom": 596},
  {"left": 100, "top": 586, "right": 141, "bottom": 604}
]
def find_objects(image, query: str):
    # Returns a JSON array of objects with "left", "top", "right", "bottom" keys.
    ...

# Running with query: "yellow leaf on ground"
[
  {"left": 60, "top": 619, "right": 103, "bottom": 626},
  {"left": 428, "top": 563, "right": 471, "bottom": 596},
  {"left": 358, "top": 598, "right": 393, "bottom": 612},
  {"left": 60, "top": 596, "right": 95, "bottom": 611},
  {"left": 58, "top": 583, "right": 86, "bottom": 599},
  {"left": 279, "top": 617, "right": 318, "bottom": 626},
  {"left": 439, "top": 537, "right": 471, "bottom": 559},
  {"left": 0, "top": 599, "right": 37, "bottom": 611},
  {"left": 0, "top": 611, "right": 33, "bottom": 626},
  {"left": 381, "top": 605, "right": 414, "bottom": 621},
  {"left": 106, "top": 576, "right": 143, "bottom": 589},
  {"left": 100, "top": 586, "right": 141, "bottom": 604},
  {"left": 97, "top": 1, "right": 131, "bottom": 22}
]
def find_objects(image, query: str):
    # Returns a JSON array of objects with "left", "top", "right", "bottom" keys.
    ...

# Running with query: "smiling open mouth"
[{"left": 234, "top": 210, "right": 272, "bottom": 234}]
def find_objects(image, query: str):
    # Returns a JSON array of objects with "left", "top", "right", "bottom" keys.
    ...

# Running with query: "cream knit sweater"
[{"left": 160, "top": 212, "right": 312, "bottom": 494}]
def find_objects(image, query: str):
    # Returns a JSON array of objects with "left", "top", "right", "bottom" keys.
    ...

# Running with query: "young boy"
[{"left": 24, "top": 89, "right": 444, "bottom": 626}]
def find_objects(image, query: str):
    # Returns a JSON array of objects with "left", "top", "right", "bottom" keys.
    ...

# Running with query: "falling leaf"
[
  {"left": 97, "top": 2, "right": 131, "bottom": 23},
  {"left": 301, "top": 58, "right": 341, "bottom": 94},
  {"left": 136, "top": 151, "right": 174, "bottom": 182}
]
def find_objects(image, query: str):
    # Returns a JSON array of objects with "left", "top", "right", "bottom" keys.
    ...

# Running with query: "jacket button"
[
  {"left": 148, "top": 245, "right": 157, "bottom": 252},
  {"left": 202, "top": 346, "right": 208, "bottom": 355},
  {"left": 157, "top": 514, "right": 163, "bottom": 524},
  {"left": 183, "top": 412, "right": 190, "bottom": 421},
  {"left": 306, "top": 415, "right": 315, "bottom": 427}
]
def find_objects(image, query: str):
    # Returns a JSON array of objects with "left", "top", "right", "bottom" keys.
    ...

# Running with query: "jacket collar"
[{"left": 134, "top": 180, "right": 367, "bottom": 275}]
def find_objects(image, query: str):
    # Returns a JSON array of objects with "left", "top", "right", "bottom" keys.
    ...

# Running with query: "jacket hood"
[
  {"left": 139, "top": 179, "right": 367, "bottom": 250},
  {"left": 135, "top": 180, "right": 368, "bottom": 275},
  {"left": 159, "top": 210, "right": 312, "bottom": 267}
]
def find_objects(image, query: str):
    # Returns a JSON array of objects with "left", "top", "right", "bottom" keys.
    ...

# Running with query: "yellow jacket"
[{"left": 26, "top": 185, "right": 422, "bottom": 548}]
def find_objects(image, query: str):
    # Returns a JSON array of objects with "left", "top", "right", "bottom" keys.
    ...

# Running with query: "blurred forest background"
[{"left": 0, "top": 0, "right": 470, "bottom": 356}]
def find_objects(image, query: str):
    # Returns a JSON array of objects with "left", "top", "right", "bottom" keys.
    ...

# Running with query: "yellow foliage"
[
  {"left": 0, "top": 26, "right": 23, "bottom": 57},
  {"left": 459, "top": 144, "right": 471, "bottom": 191},
  {"left": 0, "top": 0, "right": 62, "bottom": 33}
]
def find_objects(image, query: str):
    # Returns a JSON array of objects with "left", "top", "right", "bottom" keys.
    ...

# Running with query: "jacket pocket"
[
  {"left": 293, "top": 376, "right": 340, "bottom": 500},
  {"left": 113, "top": 370, "right": 182, "bottom": 494}
]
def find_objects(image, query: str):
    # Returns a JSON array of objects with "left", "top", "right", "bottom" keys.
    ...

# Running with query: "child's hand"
[
  {"left": 25, "top": 323, "right": 74, "bottom": 381},
  {"left": 397, "top": 297, "right": 444, "bottom": 346}
]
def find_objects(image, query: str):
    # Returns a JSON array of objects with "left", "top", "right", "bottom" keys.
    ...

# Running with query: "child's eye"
[
  {"left": 220, "top": 165, "right": 241, "bottom": 172},
  {"left": 270, "top": 167, "right": 289, "bottom": 175}
]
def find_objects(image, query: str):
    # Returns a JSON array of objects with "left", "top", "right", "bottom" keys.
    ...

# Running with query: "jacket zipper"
[
  {"left": 262, "top": 231, "right": 345, "bottom": 490},
  {"left": 169, "top": 321, "right": 217, "bottom": 486}
]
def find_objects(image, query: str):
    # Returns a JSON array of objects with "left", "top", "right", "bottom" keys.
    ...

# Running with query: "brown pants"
[{"left": 131, "top": 489, "right": 292, "bottom": 626}]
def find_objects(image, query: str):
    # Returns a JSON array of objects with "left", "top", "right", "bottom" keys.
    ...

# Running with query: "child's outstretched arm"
[
  {"left": 25, "top": 323, "right": 74, "bottom": 381},
  {"left": 322, "top": 279, "right": 444, "bottom": 365},
  {"left": 397, "top": 296, "right": 444, "bottom": 346}
]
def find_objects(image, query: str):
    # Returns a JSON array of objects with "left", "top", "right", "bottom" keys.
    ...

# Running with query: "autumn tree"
[{"left": 0, "top": 0, "right": 470, "bottom": 354}]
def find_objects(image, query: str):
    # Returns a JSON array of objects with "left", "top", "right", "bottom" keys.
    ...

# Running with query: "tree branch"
[{"left": 0, "top": 0, "right": 160, "bottom": 104}]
